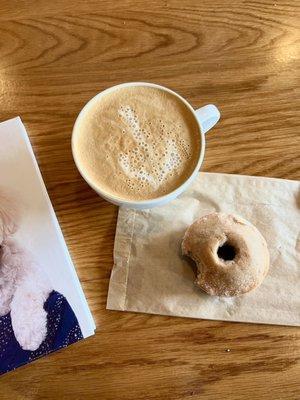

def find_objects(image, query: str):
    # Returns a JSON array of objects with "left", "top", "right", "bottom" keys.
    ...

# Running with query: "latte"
[{"left": 72, "top": 86, "right": 201, "bottom": 201}]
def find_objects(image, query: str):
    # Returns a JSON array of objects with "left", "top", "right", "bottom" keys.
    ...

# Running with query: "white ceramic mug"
[{"left": 72, "top": 82, "right": 220, "bottom": 209}]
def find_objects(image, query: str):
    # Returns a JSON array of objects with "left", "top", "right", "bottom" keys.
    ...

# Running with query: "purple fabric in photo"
[{"left": 0, "top": 291, "right": 83, "bottom": 375}]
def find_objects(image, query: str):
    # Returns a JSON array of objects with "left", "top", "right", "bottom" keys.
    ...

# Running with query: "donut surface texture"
[{"left": 182, "top": 212, "right": 269, "bottom": 297}]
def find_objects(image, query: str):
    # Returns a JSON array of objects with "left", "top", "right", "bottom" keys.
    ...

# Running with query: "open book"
[{"left": 0, "top": 117, "right": 95, "bottom": 375}]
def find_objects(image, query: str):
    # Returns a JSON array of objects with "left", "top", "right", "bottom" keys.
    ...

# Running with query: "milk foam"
[
  {"left": 117, "top": 105, "right": 191, "bottom": 192},
  {"left": 73, "top": 86, "right": 201, "bottom": 200}
]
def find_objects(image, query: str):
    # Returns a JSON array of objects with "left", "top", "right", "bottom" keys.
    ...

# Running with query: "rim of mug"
[{"left": 71, "top": 81, "right": 206, "bottom": 207}]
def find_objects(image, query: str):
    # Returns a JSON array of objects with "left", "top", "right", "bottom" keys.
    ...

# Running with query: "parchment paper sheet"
[{"left": 107, "top": 173, "right": 300, "bottom": 326}]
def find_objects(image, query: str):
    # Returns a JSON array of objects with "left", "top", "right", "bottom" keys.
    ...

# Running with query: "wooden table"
[{"left": 1, "top": 1, "right": 299, "bottom": 399}]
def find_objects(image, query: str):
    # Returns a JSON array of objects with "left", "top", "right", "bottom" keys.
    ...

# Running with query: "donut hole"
[{"left": 217, "top": 242, "right": 236, "bottom": 261}]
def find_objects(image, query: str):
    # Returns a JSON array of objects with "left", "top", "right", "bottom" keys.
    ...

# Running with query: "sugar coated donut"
[{"left": 182, "top": 212, "right": 269, "bottom": 297}]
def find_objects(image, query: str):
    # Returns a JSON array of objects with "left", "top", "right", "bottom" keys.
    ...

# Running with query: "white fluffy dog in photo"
[{"left": 0, "top": 190, "right": 52, "bottom": 351}]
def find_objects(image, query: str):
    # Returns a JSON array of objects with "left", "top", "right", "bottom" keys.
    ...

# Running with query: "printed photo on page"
[{"left": 0, "top": 117, "right": 95, "bottom": 375}]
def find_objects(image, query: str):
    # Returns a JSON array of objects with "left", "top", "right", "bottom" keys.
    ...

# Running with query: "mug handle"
[{"left": 195, "top": 104, "right": 220, "bottom": 134}]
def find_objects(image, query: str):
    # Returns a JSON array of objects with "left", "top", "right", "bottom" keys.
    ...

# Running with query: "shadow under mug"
[{"left": 72, "top": 82, "right": 220, "bottom": 209}]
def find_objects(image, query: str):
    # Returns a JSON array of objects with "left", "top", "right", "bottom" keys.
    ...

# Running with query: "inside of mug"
[{"left": 72, "top": 83, "right": 205, "bottom": 206}]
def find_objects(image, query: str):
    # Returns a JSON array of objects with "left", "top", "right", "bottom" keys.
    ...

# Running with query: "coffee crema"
[{"left": 73, "top": 86, "right": 201, "bottom": 201}]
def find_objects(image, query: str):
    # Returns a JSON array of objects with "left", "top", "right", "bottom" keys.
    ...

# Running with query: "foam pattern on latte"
[{"left": 117, "top": 105, "right": 192, "bottom": 194}]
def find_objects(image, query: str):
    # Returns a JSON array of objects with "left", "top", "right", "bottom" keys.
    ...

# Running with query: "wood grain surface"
[{"left": 0, "top": 0, "right": 299, "bottom": 399}]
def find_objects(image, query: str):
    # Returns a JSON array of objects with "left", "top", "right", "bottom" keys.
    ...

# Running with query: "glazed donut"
[{"left": 182, "top": 212, "right": 269, "bottom": 297}]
